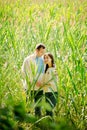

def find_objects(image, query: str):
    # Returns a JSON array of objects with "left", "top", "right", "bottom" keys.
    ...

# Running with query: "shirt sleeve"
[{"left": 22, "top": 57, "right": 37, "bottom": 84}]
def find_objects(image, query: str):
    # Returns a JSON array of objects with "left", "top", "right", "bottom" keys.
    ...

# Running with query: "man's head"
[{"left": 35, "top": 43, "right": 46, "bottom": 57}]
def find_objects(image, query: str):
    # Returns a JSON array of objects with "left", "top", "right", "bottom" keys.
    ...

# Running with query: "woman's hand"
[{"left": 36, "top": 81, "right": 42, "bottom": 87}]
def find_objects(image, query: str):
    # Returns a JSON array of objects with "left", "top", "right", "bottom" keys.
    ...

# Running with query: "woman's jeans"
[{"left": 45, "top": 92, "right": 58, "bottom": 116}]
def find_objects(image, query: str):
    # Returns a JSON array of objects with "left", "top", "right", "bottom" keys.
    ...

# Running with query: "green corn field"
[{"left": 0, "top": 0, "right": 87, "bottom": 130}]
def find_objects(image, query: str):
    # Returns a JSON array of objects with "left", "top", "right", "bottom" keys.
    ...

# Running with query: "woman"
[{"left": 41, "top": 52, "right": 58, "bottom": 116}]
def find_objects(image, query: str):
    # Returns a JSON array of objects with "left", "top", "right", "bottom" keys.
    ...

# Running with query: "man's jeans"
[{"left": 31, "top": 90, "right": 43, "bottom": 117}]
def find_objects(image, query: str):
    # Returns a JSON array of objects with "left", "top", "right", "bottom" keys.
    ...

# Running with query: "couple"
[{"left": 22, "top": 43, "right": 58, "bottom": 117}]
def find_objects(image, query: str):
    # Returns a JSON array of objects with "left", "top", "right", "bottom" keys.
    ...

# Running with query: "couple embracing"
[{"left": 22, "top": 43, "right": 58, "bottom": 117}]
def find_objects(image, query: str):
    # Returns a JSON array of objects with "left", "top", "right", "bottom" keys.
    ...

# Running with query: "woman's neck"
[{"left": 48, "top": 63, "right": 52, "bottom": 68}]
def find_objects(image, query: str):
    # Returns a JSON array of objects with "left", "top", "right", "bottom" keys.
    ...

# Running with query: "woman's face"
[{"left": 44, "top": 54, "right": 52, "bottom": 64}]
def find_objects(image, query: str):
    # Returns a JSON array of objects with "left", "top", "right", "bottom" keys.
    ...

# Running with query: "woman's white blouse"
[{"left": 41, "top": 67, "right": 58, "bottom": 92}]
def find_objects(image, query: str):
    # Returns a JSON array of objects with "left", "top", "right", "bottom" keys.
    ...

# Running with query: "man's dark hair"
[{"left": 36, "top": 43, "right": 46, "bottom": 50}]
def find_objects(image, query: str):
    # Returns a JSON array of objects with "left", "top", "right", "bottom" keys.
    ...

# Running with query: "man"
[{"left": 22, "top": 43, "right": 46, "bottom": 116}]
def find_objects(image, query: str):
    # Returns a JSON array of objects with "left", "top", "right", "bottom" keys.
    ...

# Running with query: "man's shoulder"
[
  {"left": 24, "top": 56, "right": 30, "bottom": 62},
  {"left": 24, "top": 54, "right": 35, "bottom": 62}
]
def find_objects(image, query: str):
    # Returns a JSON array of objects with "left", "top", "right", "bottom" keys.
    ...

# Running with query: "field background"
[{"left": 0, "top": 0, "right": 87, "bottom": 130}]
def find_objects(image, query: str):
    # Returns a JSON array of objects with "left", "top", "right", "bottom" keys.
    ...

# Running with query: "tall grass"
[{"left": 0, "top": 0, "right": 87, "bottom": 129}]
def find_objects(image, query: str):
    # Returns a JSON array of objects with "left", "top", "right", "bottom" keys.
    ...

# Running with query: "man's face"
[{"left": 36, "top": 48, "right": 45, "bottom": 57}]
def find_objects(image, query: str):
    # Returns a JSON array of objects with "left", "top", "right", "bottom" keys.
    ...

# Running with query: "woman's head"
[{"left": 43, "top": 53, "right": 55, "bottom": 67}]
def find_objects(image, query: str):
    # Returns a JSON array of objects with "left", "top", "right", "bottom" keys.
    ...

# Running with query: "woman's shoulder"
[
  {"left": 48, "top": 67, "right": 56, "bottom": 71},
  {"left": 46, "top": 67, "right": 56, "bottom": 74}
]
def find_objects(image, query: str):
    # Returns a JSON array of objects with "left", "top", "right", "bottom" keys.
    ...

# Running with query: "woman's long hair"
[{"left": 44, "top": 53, "right": 55, "bottom": 73}]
